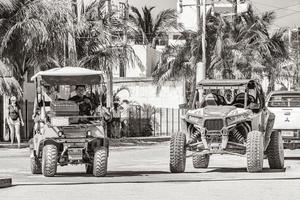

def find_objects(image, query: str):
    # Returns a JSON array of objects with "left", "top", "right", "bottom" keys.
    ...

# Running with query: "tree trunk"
[
  {"left": 151, "top": 37, "right": 157, "bottom": 49},
  {"left": 267, "top": 69, "right": 275, "bottom": 94}
]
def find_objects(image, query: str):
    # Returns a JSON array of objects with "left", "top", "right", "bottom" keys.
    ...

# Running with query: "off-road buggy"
[
  {"left": 29, "top": 67, "right": 110, "bottom": 177},
  {"left": 170, "top": 79, "right": 284, "bottom": 173}
]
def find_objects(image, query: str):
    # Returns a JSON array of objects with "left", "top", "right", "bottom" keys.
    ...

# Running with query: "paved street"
[{"left": 0, "top": 142, "right": 300, "bottom": 200}]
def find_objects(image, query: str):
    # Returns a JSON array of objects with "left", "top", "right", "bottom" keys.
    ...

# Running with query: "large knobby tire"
[
  {"left": 267, "top": 131, "right": 284, "bottom": 169},
  {"left": 93, "top": 147, "right": 108, "bottom": 177},
  {"left": 42, "top": 144, "right": 58, "bottom": 177},
  {"left": 30, "top": 149, "right": 42, "bottom": 174},
  {"left": 246, "top": 131, "right": 264, "bottom": 172},
  {"left": 170, "top": 132, "right": 186, "bottom": 173},
  {"left": 85, "top": 164, "right": 93, "bottom": 174},
  {"left": 192, "top": 153, "right": 210, "bottom": 168}
]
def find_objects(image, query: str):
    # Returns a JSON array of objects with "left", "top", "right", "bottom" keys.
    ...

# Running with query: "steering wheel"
[{"left": 233, "top": 94, "right": 256, "bottom": 108}]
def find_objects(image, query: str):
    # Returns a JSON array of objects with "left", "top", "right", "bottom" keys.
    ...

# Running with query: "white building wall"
[
  {"left": 114, "top": 78, "right": 185, "bottom": 108},
  {"left": 113, "top": 45, "right": 161, "bottom": 78}
]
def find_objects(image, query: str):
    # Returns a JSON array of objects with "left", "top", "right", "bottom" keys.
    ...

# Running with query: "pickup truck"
[{"left": 266, "top": 91, "right": 300, "bottom": 149}]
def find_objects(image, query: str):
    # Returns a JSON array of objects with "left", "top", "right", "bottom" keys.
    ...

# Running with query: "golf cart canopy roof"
[
  {"left": 31, "top": 67, "right": 104, "bottom": 85},
  {"left": 197, "top": 79, "right": 254, "bottom": 90}
]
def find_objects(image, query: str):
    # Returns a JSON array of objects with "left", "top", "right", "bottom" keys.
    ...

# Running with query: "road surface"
[{"left": 0, "top": 142, "right": 300, "bottom": 200}]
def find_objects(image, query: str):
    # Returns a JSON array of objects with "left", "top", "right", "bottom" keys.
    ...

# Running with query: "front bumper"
[
  {"left": 274, "top": 130, "right": 300, "bottom": 149},
  {"left": 282, "top": 138, "right": 300, "bottom": 149}
]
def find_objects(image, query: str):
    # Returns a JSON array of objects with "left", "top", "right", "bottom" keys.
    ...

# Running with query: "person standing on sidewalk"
[
  {"left": 120, "top": 100, "right": 131, "bottom": 137},
  {"left": 111, "top": 100, "right": 121, "bottom": 138},
  {"left": 7, "top": 96, "right": 24, "bottom": 148}
]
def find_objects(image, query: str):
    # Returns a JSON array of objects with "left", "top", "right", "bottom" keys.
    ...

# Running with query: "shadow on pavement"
[
  {"left": 206, "top": 167, "right": 286, "bottom": 173},
  {"left": 54, "top": 171, "right": 171, "bottom": 178}
]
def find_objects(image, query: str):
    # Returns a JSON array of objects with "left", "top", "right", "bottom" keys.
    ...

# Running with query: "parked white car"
[{"left": 266, "top": 91, "right": 300, "bottom": 149}]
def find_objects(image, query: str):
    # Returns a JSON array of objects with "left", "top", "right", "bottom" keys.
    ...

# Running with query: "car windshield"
[{"left": 268, "top": 94, "right": 300, "bottom": 107}]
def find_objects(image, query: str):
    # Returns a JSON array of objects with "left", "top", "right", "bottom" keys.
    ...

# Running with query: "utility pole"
[
  {"left": 196, "top": 0, "right": 201, "bottom": 31},
  {"left": 201, "top": 0, "right": 206, "bottom": 80},
  {"left": 106, "top": 0, "right": 113, "bottom": 109},
  {"left": 195, "top": 0, "right": 206, "bottom": 103}
]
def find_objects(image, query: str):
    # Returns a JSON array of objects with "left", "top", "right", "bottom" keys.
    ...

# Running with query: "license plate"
[
  {"left": 68, "top": 148, "right": 83, "bottom": 160},
  {"left": 281, "top": 131, "right": 294, "bottom": 137}
]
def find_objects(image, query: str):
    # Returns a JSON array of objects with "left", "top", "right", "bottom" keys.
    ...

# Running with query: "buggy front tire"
[
  {"left": 170, "top": 132, "right": 186, "bottom": 173},
  {"left": 93, "top": 147, "right": 108, "bottom": 177},
  {"left": 192, "top": 153, "right": 210, "bottom": 168},
  {"left": 246, "top": 131, "right": 264, "bottom": 172},
  {"left": 42, "top": 144, "right": 58, "bottom": 177},
  {"left": 267, "top": 131, "right": 284, "bottom": 169}
]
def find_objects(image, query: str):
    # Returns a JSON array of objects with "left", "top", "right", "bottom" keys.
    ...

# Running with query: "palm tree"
[
  {"left": 153, "top": 8, "right": 289, "bottom": 105},
  {"left": 0, "top": 59, "right": 22, "bottom": 97},
  {"left": 0, "top": 0, "right": 72, "bottom": 84},
  {"left": 76, "top": 0, "right": 143, "bottom": 108},
  {"left": 128, "top": 6, "right": 178, "bottom": 47}
]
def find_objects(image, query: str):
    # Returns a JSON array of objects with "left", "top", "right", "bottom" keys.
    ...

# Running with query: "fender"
[
  {"left": 88, "top": 137, "right": 110, "bottom": 156},
  {"left": 36, "top": 138, "right": 61, "bottom": 158}
]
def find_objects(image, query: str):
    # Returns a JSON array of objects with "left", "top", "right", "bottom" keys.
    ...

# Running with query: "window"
[{"left": 268, "top": 94, "right": 300, "bottom": 107}]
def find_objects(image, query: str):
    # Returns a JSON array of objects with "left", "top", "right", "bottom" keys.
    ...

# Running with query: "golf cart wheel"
[
  {"left": 42, "top": 144, "right": 58, "bottom": 177},
  {"left": 93, "top": 147, "right": 108, "bottom": 177},
  {"left": 267, "top": 131, "right": 284, "bottom": 169},
  {"left": 85, "top": 164, "right": 93, "bottom": 174},
  {"left": 30, "top": 149, "right": 42, "bottom": 174},
  {"left": 170, "top": 132, "right": 186, "bottom": 173},
  {"left": 246, "top": 131, "right": 264, "bottom": 172},
  {"left": 192, "top": 152, "right": 210, "bottom": 168}
]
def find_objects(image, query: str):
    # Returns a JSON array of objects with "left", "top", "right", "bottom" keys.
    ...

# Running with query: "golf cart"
[
  {"left": 29, "top": 67, "right": 110, "bottom": 177},
  {"left": 170, "top": 79, "right": 284, "bottom": 173}
]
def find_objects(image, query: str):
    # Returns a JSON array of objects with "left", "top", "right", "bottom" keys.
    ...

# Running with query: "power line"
[
  {"left": 276, "top": 11, "right": 300, "bottom": 19},
  {"left": 251, "top": 1, "right": 300, "bottom": 13}
]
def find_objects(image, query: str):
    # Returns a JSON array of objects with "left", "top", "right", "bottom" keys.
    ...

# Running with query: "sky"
[{"left": 128, "top": 0, "right": 300, "bottom": 29}]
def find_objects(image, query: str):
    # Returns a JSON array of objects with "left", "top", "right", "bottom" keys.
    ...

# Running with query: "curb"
[
  {"left": 0, "top": 178, "right": 12, "bottom": 188},
  {"left": 0, "top": 143, "right": 29, "bottom": 149}
]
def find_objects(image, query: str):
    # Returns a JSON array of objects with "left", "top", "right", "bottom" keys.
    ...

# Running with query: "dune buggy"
[
  {"left": 29, "top": 67, "right": 110, "bottom": 177},
  {"left": 170, "top": 79, "right": 284, "bottom": 173}
]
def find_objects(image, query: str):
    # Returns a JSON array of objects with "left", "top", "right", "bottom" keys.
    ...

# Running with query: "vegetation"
[
  {"left": 0, "top": 0, "right": 72, "bottom": 84},
  {"left": 153, "top": 7, "right": 289, "bottom": 104},
  {"left": 0, "top": 1, "right": 292, "bottom": 100},
  {"left": 128, "top": 6, "right": 178, "bottom": 48}
]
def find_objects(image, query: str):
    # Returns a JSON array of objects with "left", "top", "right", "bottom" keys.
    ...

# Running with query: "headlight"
[
  {"left": 189, "top": 116, "right": 203, "bottom": 124},
  {"left": 86, "top": 130, "right": 92, "bottom": 137},
  {"left": 58, "top": 131, "right": 64, "bottom": 137}
]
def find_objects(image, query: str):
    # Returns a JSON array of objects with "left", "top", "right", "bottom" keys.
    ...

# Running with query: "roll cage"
[{"left": 194, "top": 79, "right": 266, "bottom": 111}]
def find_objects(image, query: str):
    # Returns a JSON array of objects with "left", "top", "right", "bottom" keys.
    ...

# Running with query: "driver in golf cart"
[{"left": 69, "top": 85, "right": 94, "bottom": 116}]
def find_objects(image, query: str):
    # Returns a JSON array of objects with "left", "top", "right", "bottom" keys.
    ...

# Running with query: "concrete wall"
[{"left": 113, "top": 77, "right": 185, "bottom": 108}]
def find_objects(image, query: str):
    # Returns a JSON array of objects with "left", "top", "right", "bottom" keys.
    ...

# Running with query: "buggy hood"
[
  {"left": 31, "top": 67, "right": 104, "bottom": 85},
  {"left": 187, "top": 106, "right": 250, "bottom": 118}
]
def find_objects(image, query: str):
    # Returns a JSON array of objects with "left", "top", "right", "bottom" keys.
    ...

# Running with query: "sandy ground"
[{"left": 0, "top": 142, "right": 300, "bottom": 200}]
